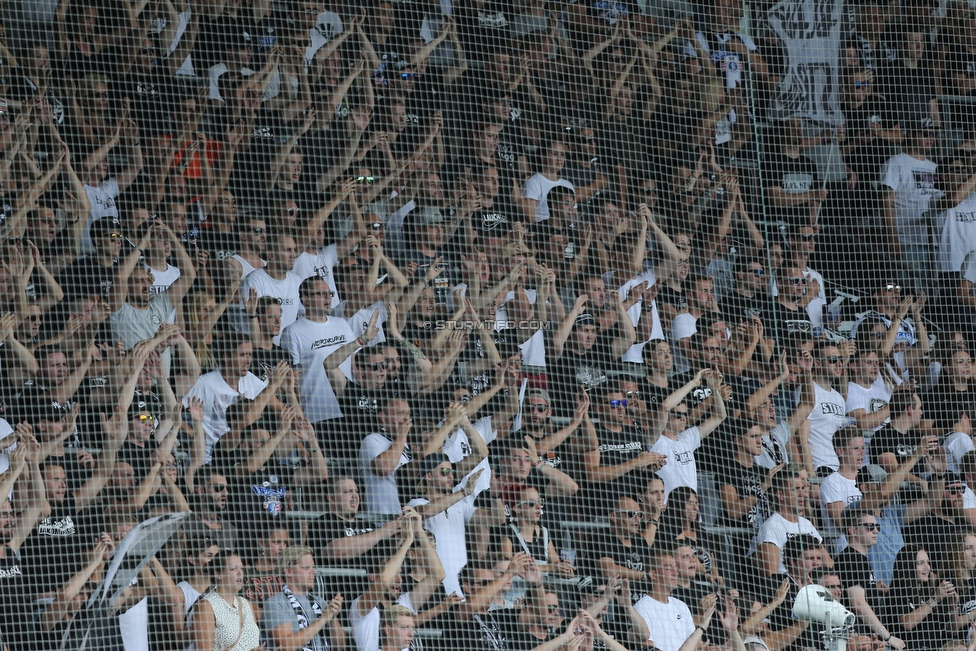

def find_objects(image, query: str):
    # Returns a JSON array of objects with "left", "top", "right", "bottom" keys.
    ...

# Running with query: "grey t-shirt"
[{"left": 261, "top": 590, "right": 333, "bottom": 651}]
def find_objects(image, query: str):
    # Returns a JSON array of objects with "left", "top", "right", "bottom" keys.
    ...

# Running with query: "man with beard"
[
  {"left": 583, "top": 494, "right": 655, "bottom": 593},
  {"left": 349, "top": 509, "right": 445, "bottom": 651},
  {"left": 241, "top": 233, "right": 304, "bottom": 344},
  {"left": 547, "top": 295, "right": 636, "bottom": 420},
  {"left": 806, "top": 342, "right": 854, "bottom": 476},
  {"left": 109, "top": 221, "right": 196, "bottom": 377},
  {"left": 522, "top": 387, "right": 589, "bottom": 472},
  {"left": 742, "top": 358, "right": 816, "bottom": 470},
  {"left": 184, "top": 467, "right": 240, "bottom": 552},
  {"left": 748, "top": 468, "right": 823, "bottom": 577},
  {"left": 226, "top": 214, "right": 269, "bottom": 282},
  {"left": 332, "top": 345, "right": 394, "bottom": 440},
  {"left": 400, "top": 207, "right": 455, "bottom": 306},
  {"left": 0, "top": 444, "right": 48, "bottom": 651}
]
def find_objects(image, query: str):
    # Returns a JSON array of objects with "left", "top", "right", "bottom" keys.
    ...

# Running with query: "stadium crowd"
[{"left": 3, "top": 0, "right": 976, "bottom": 649}]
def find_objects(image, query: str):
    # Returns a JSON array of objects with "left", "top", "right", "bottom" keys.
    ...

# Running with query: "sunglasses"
[
  {"left": 608, "top": 399, "right": 628, "bottom": 408},
  {"left": 800, "top": 233, "right": 816, "bottom": 241},
  {"left": 27, "top": 315, "right": 40, "bottom": 323},
  {"left": 854, "top": 80, "right": 871, "bottom": 89},
  {"left": 858, "top": 522, "right": 880, "bottom": 531},
  {"left": 670, "top": 410, "right": 688, "bottom": 419},
  {"left": 751, "top": 268, "right": 766, "bottom": 277},
  {"left": 355, "top": 176, "right": 375, "bottom": 184},
  {"left": 625, "top": 390, "right": 639, "bottom": 400},
  {"left": 371, "top": 222, "right": 385, "bottom": 230},
  {"left": 883, "top": 284, "right": 901, "bottom": 292},
  {"left": 6, "top": 237, "right": 25, "bottom": 247},
  {"left": 948, "top": 486, "right": 965, "bottom": 495},
  {"left": 400, "top": 72, "right": 415, "bottom": 80},
  {"left": 824, "top": 356, "right": 843, "bottom": 364},
  {"left": 788, "top": 277, "right": 808, "bottom": 285},
  {"left": 286, "top": 207, "right": 301, "bottom": 217},
  {"left": 547, "top": 605, "right": 560, "bottom": 613},
  {"left": 529, "top": 404, "right": 549, "bottom": 413},
  {"left": 251, "top": 227, "right": 267, "bottom": 234},
  {"left": 613, "top": 509, "right": 644, "bottom": 520},
  {"left": 141, "top": 47, "right": 155, "bottom": 54},
  {"left": 436, "top": 467, "right": 454, "bottom": 476},
  {"left": 134, "top": 413, "right": 153, "bottom": 422},
  {"left": 210, "top": 484, "right": 229, "bottom": 493},
  {"left": 517, "top": 498, "right": 546, "bottom": 508},
  {"left": 365, "top": 361, "right": 390, "bottom": 371}
]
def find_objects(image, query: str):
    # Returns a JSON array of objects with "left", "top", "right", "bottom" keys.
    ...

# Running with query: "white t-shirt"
[
  {"left": 292, "top": 244, "right": 341, "bottom": 307},
  {"left": 241, "top": 269, "right": 305, "bottom": 344},
  {"left": 338, "top": 302, "right": 388, "bottom": 378},
  {"left": 279, "top": 316, "right": 353, "bottom": 422},
  {"left": 118, "top": 588, "right": 149, "bottom": 651},
  {"left": 670, "top": 312, "right": 697, "bottom": 341},
  {"left": 880, "top": 153, "right": 942, "bottom": 246},
  {"left": 349, "top": 592, "right": 415, "bottom": 651},
  {"left": 304, "top": 10, "right": 343, "bottom": 70},
  {"left": 807, "top": 382, "right": 848, "bottom": 471},
  {"left": 496, "top": 289, "right": 545, "bottom": 367},
  {"left": 521, "top": 173, "right": 574, "bottom": 222},
  {"left": 755, "top": 421, "right": 792, "bottom": 470},
  {"left": 747, "top": 512, "right": 823, "bottom": 573},
  {"left": 963, "top": 250, "right": 976, "bottom": 289},
  {"left": 802, "top": 266, "right": 826, "bottom": 328},
  {"left": 111, "top": 293, "right": 175, "bottom": 375},
  {"left": 182, "top": 370, "right": 268, "bottom": 461},
  {"left": 359, "top": 431, "right": 413, "bottom": 514},
  {"left": 618, "top": 270, "right": 665, "bottom": 364},
  {"left": 632, "top": 595, "right": 695, "bottom": 651},
  {"left": 148, "top": 263, "right": 181, "bottom": 324},
  {"left": 441, "top": 416, "right": 496, "bottom": 495},
  {"left": 82, "top": 179, "right": 120, "bottom": 252},
  {"left": 0, "top": 417, "right": 14, "bottom": 477},
  {"left": 818, "top": 472, "right": 862, "bottom": 547},
  {"left": 944, "top": 431, "right": 975, "bottom": 474},
  {"left": 939, "top": 192, "right": 976, "bottom": 272},
  {"left": 650, "top": 426, "right": 702, "bottom": 498},
  {"left": 407, "top": 489, "right": 478, "bottom": 597},
  {"left": 845, "top": 378, "right": 891, "bottom": 435}
]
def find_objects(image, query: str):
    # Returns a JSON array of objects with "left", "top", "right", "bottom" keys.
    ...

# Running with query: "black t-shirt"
[
  {"left": 636, "top": 378, "right": 673, "bottom": 415},
  {"left": 877, "top": 59, "right": 938, "bottom": 123},
  {"left": 718, "top": 459, "right": 770, "bottom": 528},
  {"left": 0, "top": 545, "right": 31, "bottom": 651},
  {"left": 836, "top": 547, "right": 880, "bottom": 630},
  {"left": 869, "top": 424, "right": 917, "bottom": 467},
  {"left": 199, "top": 228, "right": 240, "bottom": 264},
  {"left": 721, "top": 290, "right": 772, "bottom": 328},
  {"left": 545, "top": 329, "right": 617, "bottom": 419},
  {"left": 337, "top": 383, "right": 388, "bottom": 441},
  {"left": 305, "top": 512, "right": 384, "bottom": 569},
  {"left": 904, "top": 515, "right": 967, "bottom": 575},
  {"left": 769, "top": 301, "right": 813, "bottom": 344},
  {"left": 58, "top": 256, "right": 118, "bottom": 301},
  {"left": 454, "top": 609, "right": 518, "bottom": 651},
  {"left": 582, "top": 424, "right": 646, "bottom": 514},
  {"left": 21, "top": 495, "right": 91, "bottom": 595},
  {"left": 763, "top": 150, "right": 820, "bottom": 221},
  {"left": 925, "top": 381, "right": 976, "bottom": 432},
  {"left": 884, "top": 586, "right": 952, "bottom": 651},
  {"left": 581, "top": 531, "right": 651, "bottom": 594}
]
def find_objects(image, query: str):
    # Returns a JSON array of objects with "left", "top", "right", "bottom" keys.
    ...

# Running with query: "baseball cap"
[
  {"left": 526, "top": 388, "right": 551, "bottom": 405},
  {"left": 415, "top": 452, "right": 451, "bottom": 492},
  {"left": 90, "top": 217, "right": 123, "bottom": 239}
]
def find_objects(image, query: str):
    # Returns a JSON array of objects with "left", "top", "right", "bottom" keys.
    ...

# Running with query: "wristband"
[
  {"left": 246, "top": 312, "right": 257, "bottom": 318},
  {"left": 696, "top": 626, "right": 707, "bottom": 635},
  {"left": 356, "top": 337, "right": 365, "bottom": 347},
  {"left": 649, "top": 519, "right": 660, "bottom": 526},
  {"left": 533, "top": 459, "right": 544, "bottom": 468},
  {"left": 461, "top": 486, "right": 469, "bottom": 497}
]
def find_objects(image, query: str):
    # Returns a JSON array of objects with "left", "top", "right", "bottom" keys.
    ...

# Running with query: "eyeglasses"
[
  {"left": 251, "top": 227, "right": 267, "bottom": 234},
  {"left": 751, "top": 268, "right": 766, "bottom": 277},
  {"left": 858, "top": 522, "right": 880, "bottom": 532},
  {"left": 529, "top": 404, "right": 549, "bottom": 413},
  {"left": 211, "top": 484, "right": 229, "bottom": 493},
  {"left": 286, "top": 207, "right": 301, "bottom": 217},
  {"left": 670, "top": 410, "right": 688, "bottom": 419},
  {"left": 437, "top": 467, "right": 454, "bottom": 476},
  {"left": 788, "top": 277, "right": 807, "bottom": 285},
  {"left": 800, "top": 233, "right": 816, "bottom": 242},
  {"left": 517, "top": 498, "right": 546, "bottom": 508},
  {"left": 608, "top": 399, "right": 628, "bottom": 408},
  {"left": 824, "top": 356, "right": 842, "bottom": 364},
  {"left": 613, "top": 510, "right": 644, "bottom": 520},
  {"left": 853, "top": 80, "right": 871, "bottom": 89},
  {"left": 400, "top": 73, "right": 415, "bottom": 80},
  {"left": 883, "top": 284, "right": 901, "bottom": 292},
  {"left": 355, "top": 176, "right": 375, "bottom": 184}
]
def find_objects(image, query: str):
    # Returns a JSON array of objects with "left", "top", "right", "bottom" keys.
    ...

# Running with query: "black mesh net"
[{"left": 0, "top": 0, "right": 975, "bottom": 650}]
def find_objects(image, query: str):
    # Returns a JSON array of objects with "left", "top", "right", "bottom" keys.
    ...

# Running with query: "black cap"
[
  {"left": 90, "top": 216, "right": 123, "bottom": 239},
  {"left": 415, "top": 452, "right": 451, "bottom": 492}
]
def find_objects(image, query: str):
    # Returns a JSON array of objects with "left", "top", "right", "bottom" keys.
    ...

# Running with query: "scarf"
[{"left": 282, "top": 585, "right": 325, "bottom": 651}]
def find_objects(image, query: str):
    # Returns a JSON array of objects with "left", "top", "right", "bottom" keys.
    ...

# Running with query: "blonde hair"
[
  {"left": 185, "top": 291, "right": 218, "bottom": 370},
  {"left": 277, "top": 544, "right": 314, "bottom": 576},
  {"left": 381, "top": 605, "right": 414, "bottom": 631}
]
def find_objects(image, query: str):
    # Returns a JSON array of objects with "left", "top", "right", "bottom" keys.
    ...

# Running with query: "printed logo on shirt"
[
  {"left": 598, "top": 441, "right": 642, "bottom": 453},
  {"left": 0, "top": 564, "right": 23, "bottom": 578},
  {"left": 955, "top": 210, "right": 976, "bottom": 223},
  {"left": 311, "top": 335, "right": 348, "bottom": 349},
  {"left": 344, "top": 526, "right": 375, "bottom": 537},
  {"left": 38, "top": 515, "right": 76, "bottom": 537},
  {"left": 820, "top": 402, "right": 846, "bottom": 417},
  {"left": 252, "top": 480, "right": 287, "bottom": 516},
  {"left": 673, "top": 450, "right": 694, "bottom": 464},
  {"left": 913, "top": 170, "right": 939, "bottom": 195}
]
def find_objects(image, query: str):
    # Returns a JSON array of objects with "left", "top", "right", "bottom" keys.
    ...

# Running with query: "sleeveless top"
[
  {"left": 508, "top": 523, "right": 550, "bottom": 564},
  {"left": 231, "top": 254, "right": 263, "bottom": 280},
  {"left": 203, "top": 592, "right": 261, "bottom": 651}
]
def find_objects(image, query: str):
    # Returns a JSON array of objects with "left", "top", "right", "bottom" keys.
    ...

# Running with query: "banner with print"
[{"left": 766, "top": 0, "right": 845, "bottom": 124}]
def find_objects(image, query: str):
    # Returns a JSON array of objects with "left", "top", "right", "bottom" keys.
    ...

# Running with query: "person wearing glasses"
[
  {"left": 408, "top": 452, "right": 501, "bottom": 596},
  {"left": 578, "top": 386, "right": 665, "bottom": 513},
  {"left": 836, "top": 506, "right": 906, "bottom": 649},
  {"left": 650, "top": 368, "right": 726, "bottom": 499},
  {"left": 185, "top": 468, "right": 241, "bottom": 553},
  {"left": 804, "top": 342, "right": 852, "bottom": 476},
  {"left": 581, "top": 493, "right": 654, "bottom": 595},
  {"left": 904, "top": 469, "right": 968, "bottom": 575},
  {"left": 499, "top": 484, "right": 572, "bottom": 578}
]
